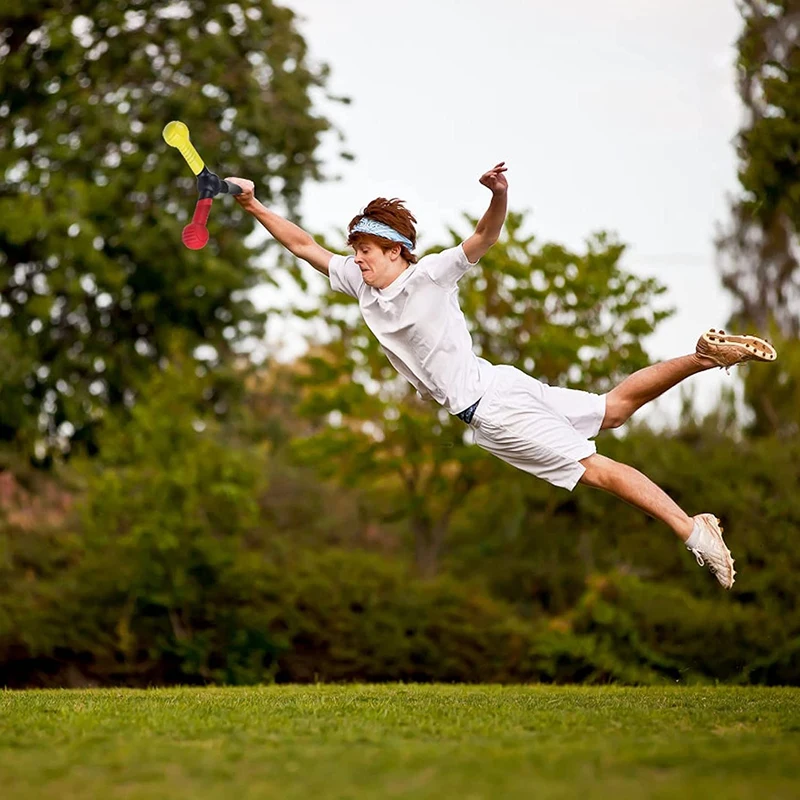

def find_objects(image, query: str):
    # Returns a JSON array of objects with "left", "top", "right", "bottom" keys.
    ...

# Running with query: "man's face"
[{"left": 352, "top": 240, "right": 400, "bottom": 288}]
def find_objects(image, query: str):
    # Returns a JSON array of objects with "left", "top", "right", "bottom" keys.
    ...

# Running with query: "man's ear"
[{"left": 388, "top": 244, "right": 403, "bottom": 261}]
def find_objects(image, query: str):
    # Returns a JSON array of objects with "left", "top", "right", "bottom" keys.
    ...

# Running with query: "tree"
[
  {"left": 288, "top": 213, "right": 672, "bottom": 576},
  {"left": 0, "top": 0, "right": 343, "bottom": 456},
  {"left": 66, "top": 359, "right": 269, "bottom": 683},
  {"left": 719, "top": 0, "right": 800, "bottom": 335},
  {"left": 716, "top": 0, "right": 800, "bottom": 435}
]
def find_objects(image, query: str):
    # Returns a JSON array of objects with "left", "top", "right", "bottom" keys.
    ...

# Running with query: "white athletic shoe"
[{"left": 686, "top": 514, "right": 736, "bottom": 589}]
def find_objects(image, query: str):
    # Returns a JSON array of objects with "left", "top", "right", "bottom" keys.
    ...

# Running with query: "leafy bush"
[
  {"left": 563, "top": 572, "right": 798, "bottom": 685},
  {"left": 3, "top": 534, "right": 799, "bottom": 686},
  {"left": 2, "top": 368, "right": 799, "bottom": 687},
  {"left": 0, "top": 541, "right": 671, "bottom": 687}
]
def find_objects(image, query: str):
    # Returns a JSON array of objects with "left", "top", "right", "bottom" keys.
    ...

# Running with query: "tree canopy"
[
  {"left": 0, "top": 0, "right": 340, "bottom": 455},
  {"left": 717, "top": 0, "right": 800, "bottom": 436}
]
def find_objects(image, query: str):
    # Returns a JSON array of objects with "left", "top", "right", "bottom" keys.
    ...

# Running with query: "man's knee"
[{"left": 579, "top": 453, "right": 618, "bottom": 489}]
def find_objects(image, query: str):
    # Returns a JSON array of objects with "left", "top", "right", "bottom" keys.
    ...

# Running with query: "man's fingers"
[
  {"left": 481, "top": 163, "right": 507, "bottom": 179},
  {"left": 224, "top": 176, "right": 255, "bottom": 192}
]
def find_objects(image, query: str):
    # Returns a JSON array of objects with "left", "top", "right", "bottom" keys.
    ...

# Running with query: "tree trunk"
[{"left": 413, "top": 516, "right": 448, "bottom": 579}]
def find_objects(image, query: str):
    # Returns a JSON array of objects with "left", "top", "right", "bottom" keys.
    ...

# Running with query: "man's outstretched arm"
[
  {"left": 226, "top": 177, "right": 334, "bottom": 275},
  {"left": 462, "top": 162, "right": 508, "bottom": 264}
]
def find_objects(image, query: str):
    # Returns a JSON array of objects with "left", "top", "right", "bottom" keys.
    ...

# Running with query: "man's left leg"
[
  {"left": 602, "top": 327, "right": 778, "bottom": 429},
  {"left": 601, "top": 354, "right": 714, "bottom": 430}
]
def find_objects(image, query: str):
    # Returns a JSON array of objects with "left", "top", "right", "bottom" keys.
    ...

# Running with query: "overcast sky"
[{"left": 263, "top": 0, "right": 747, "bottom": 422}]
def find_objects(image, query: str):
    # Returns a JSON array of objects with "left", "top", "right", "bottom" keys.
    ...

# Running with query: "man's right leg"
[
  {"left": 578, "top": 453, "right": 694, "bottom": 540},
  {"left": 579, "top": 453, "right": 736, "bottom": 588}
]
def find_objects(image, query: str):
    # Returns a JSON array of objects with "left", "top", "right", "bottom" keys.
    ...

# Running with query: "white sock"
[{"left": 685, "top": 519, "right": 703, "bottom": 549}]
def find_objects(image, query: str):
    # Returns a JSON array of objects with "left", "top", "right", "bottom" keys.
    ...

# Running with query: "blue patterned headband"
[{"left": 351, "top": 217, "right": 414, "bottom": 251}]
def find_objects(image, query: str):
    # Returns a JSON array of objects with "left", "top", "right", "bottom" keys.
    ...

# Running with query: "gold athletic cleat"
[{"left": 696, "top": 329, "right": 777, "bottom": 370}]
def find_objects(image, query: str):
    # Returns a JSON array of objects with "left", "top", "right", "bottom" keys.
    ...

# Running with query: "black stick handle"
[
  {"left": 221, "top": 180, "right": 243, "bottom": 196},
  {"left": 197, "top": 167, "right": 244, "bottom": 198}
]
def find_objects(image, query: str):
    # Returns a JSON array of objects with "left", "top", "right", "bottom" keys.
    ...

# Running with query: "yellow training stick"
[{"left": 162, "top": 121, "right": 205, "bottom": 176}]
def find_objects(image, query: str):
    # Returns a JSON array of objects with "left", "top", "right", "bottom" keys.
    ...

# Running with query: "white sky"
[{"left": 261, "top": 0, "right": 747, "bottom": 423}]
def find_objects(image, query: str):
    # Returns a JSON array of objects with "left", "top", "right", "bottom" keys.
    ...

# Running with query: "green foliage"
[
  {"left": 0, "top": 361, "right": 270, "bottom": 684},
  {"left": 0, "top": 522, "right": 543, "bottom": 686},
  {"left": 5, "top": 525, "right": 800, "bottom": 686},
  {"left": 718, "top": 1, "right": 800, "bottom": 434},
  {"left": 564, "top": 572, "right": 796, "bottom": 685},
  {"left": 77, "top": 361, "right": 269, "bottom": 671},
  {"left": 6, "top": 391, "right": 800, "bottom": 687},
  {"left": 0, "top": 535, "right": 678, "bottom": 688},
  {"left": 739, "top": 329, "right": 800, "bottom": 437},
  {"left": 719, "top": 0, "right": 800, "bottom": 338},
  {"left": 2, "top": 265, "right": 797, "bottom": 689},
  {"left": 3, "top": 391, "right": 800, "bottom": 687},
  {"left": 288, "top": 214, "right": 671, "bottom": 575},
  {"left": 222, "top": 549, "right": 546, "bottom": 684},
  {"left": 0, "top": 0, "right": 339, "bottom": 452}
]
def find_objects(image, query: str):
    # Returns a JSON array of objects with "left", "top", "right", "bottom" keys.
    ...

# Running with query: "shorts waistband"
[{"left": 455, "top": 398, "right": 481, "bottom": 424}]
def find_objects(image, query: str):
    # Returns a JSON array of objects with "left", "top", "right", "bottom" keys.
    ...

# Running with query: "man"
[{"left": 226, "top": 166, "right": 777, "bottom": 589}]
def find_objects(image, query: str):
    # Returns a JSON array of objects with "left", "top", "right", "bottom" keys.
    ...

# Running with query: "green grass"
[{"left": 1, "top": 686, "right": 799, "bottom": 799}]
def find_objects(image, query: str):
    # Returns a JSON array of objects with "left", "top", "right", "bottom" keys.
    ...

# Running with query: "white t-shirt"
[{"left": 328, "top": 244, "right": 495, "bottom": 414}]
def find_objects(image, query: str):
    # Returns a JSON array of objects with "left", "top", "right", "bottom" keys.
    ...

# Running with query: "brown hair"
[{"left": 347, "top": 197, "right": 419, "bottom": 264}]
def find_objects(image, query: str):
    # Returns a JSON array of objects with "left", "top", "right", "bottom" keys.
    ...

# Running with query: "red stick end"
[{"left": 182, "top": 223, "right": 210, "bottom": 250}]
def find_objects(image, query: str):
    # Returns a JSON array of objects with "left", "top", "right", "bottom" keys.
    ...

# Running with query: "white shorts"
[{"left": 470, "top": 365, "right": 606, "bottom": 491}]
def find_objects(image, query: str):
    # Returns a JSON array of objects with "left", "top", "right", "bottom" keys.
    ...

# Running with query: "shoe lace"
[
  {"left": 687, "top": 545, "right": 722, "bottom": 576},
  {"left": 687, "top": 546, "right": 704, "bottom": 566},
  {"left": 686, "top": 545, "right": 719, "bottom": 573}
]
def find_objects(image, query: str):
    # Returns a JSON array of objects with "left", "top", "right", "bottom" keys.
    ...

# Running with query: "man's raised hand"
[
  {"left": 225, "top": 177, "right": 256, "bottom": 211},
  {"left": 479, "top": 162, "right": 508, "bottom": 196}
]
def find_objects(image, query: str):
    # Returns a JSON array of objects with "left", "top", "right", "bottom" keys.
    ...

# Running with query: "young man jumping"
[{"left": 226, "top": 166, "right": 777, "bottom": 589}]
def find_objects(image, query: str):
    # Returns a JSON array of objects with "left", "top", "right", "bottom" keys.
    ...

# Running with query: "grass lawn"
[{"left": 1, "top": 685, "right": 799, "bottom": 799}]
